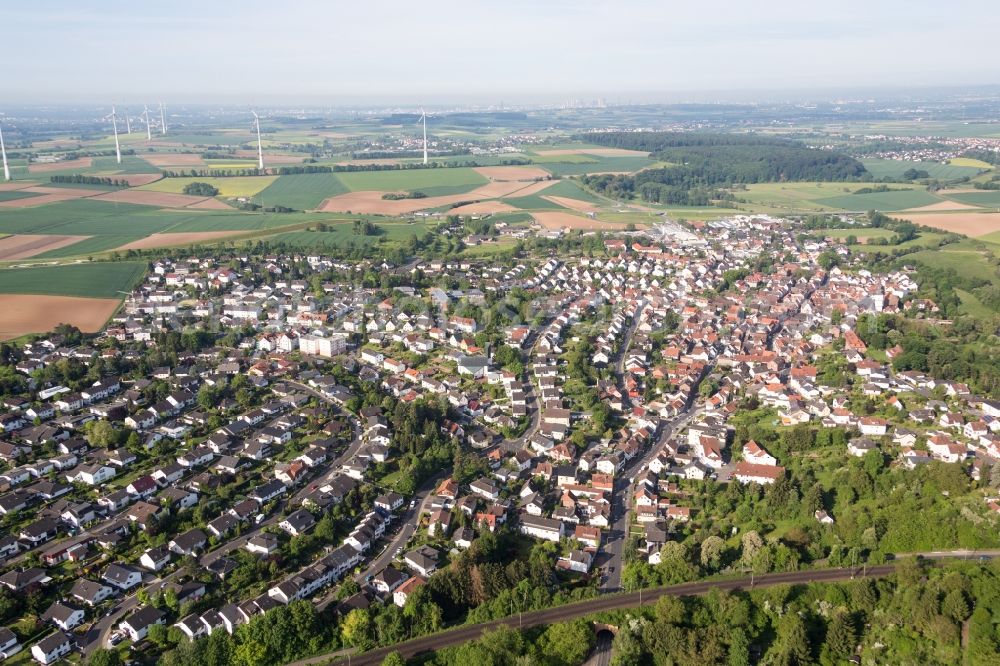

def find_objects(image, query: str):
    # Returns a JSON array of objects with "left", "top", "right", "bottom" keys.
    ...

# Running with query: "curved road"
[{"left": 290, "top": 565, "right": 895, "bottom": 666}]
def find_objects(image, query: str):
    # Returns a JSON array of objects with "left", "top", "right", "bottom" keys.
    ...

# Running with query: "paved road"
[
  {"left": 290, "top": 565, "right": 896, "bottom": 666},
  {"left": 600, "top": 405, "right": 700, "bottom": 593},
  {"left": 583, "top": 630, "right": 614, "bottom": 666}
]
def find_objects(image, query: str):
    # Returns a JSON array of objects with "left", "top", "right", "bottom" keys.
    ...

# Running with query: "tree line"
[{"left": 50, "top": 174, "right": 130, "bottom": 187}]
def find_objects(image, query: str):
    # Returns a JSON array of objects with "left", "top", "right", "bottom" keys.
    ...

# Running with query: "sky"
[{"left": 6, "top": 0, "right": 999, "bottom": 105}]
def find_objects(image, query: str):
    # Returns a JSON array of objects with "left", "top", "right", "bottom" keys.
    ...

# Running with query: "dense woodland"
[
  {"left": 423, "top": 561, "right": 1000, "bottom": 666},
  {"left": 578, "top": 132, "right": 868, "bottom": 204}
]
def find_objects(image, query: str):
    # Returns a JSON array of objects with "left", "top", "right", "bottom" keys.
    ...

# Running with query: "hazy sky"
[{"left": 7, "top": 0, "right": 999, "bottom": 104}]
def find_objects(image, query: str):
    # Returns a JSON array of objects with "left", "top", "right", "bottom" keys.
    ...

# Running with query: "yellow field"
[
  {"left": 949, "top": 157, "right": 994, "bottom": 169},
  {"left": 139, "top": 176, "right": 277, "bottom": 198},
  {"left": 202, "top": 162, "right": 259, "bottom": 169}
]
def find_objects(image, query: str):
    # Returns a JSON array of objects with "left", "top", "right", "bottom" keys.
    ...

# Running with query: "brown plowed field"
[
  {"left": 532, "top": 211, "right": 627, "bottom": 230},
  {"left": 542, "top": 196, "right": 599, "bottom": 213},
  {"left": 448, "top": 201, "right": 519, "bottom": 215},
  {"left": 141, "top": 153, "right": 206, "bottom": 167},
  {"left": 0, "top": 295, "right": 121, "bottom": 340},
  {"left": 113, "top": 231, "right": 244, "bottom": 250},
  {"left": 89, "top": 189, "right": 215, "bottom": 208},
  {"left": 474, "top": 166, "right": 551, "bottom": 181},
  {"left": 28, "top": 158, "right": 93, "bottom": 173},
  {"left": 903, "top": 212, "right": 1000, "bottom": 237},
  {"left": 0, "top": 235, "right": 90, "bottom": 260},
  {"left": 318, "top": 180, "right": 556, "bottom": 215}
]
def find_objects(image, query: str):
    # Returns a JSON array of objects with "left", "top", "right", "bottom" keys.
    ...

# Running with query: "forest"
[{"left": 578, "top": 132, "right": 868, "bottom": 204}]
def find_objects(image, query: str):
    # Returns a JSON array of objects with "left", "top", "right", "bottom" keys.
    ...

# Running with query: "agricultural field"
[
  {"left": 0, "top": 190, "right": 42, "bottom": 202},
  {"left": 899, "top": 212, "right": 1000, "bottom": 237},
  {"left": 907, "top": 245, "right": 999, "bottom": 283},
  {"left": 500, "top": 193, "right": 567, "bottom": 210},
  {"left": 860, "top": 158, "right": 985, "bottom": 180},
  {"left": 537, "top": 179, "right": 603, "bottom": 202},
  {"left": 256, "top": 173, "right": 351, "bottom": 210},
  {"left": 0, "top": 295, "right": 123, "bottom": 340},
  {"left": 816, "top": 227, "right": 896, "bottom": 242},
  {"left": 0, "top": 261, "right": 146, "bottom": 297},
  {"left": 814, "top": 189, "right": 942, "bottom": 211},
  {"left": 334, "top": 167, "right": 488, "bottom": 194},
  {"left": 266, "top": 219, "right": 431, "bottom": 249},
  {"left": 0, "top": 200, "right": 318, "bottom": 258},
  {"left": 139, "top": 176, "right": 277, "bottom": 198},
  {"left": 949, "top": 157, "right": 995, "bottom": 169},
  {"left": 943, "top": 191, "right": 1000, "bottom": 208},
  {"left": 538, "top": 155, "right": 656, "bottom": 177}
]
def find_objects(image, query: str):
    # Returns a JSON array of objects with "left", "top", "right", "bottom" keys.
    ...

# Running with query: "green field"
[
  {"left": 539, "top": 156, "right": 655, "bottom": 177},
  {"left": 91, "top": 156, "right": 163, "bottom": 174},
  {"left": 257, "top": 174, "right": 351, "bottom": 210},
  {"left": 0, "top": 261, "right": 146, "bottom": 298},
  {"left": 529, "top": 153, "right": 598, "bottom": 164},
  {"left": 267, "top": 220, "right": 431, "bottom": 249},
  {"left": 950, "top": 157, "right": 995, "bottom": 169},
  {"left": 0, "top": 191, "right": 42, "bottom": 202},
  {"left": 140, "top": 176, "right": 277, "bottom": 197},
  {"left": 907, "top": 246, "right": 999, "bottom": 282},
  {"left": 0, "top": 200, "right": 320, "bottom": 258},
  {"left": 860, "top": 159, "right": 985, "bottom": 181},
  {"left": 818, "top": 228, "right": 896, "bottom": 241},
  {"left": 539, "top": 179, "right": 603, "bottom": 203},
  {"left": 814, "top": 189, "right": 942, "bottom": 211},
  {"left": 501, "top": 194, "right": 567, "bottom": 210},
  {"left": 335, "top": 167, "right": 488, "bottom": 193},
  {"left": 944, "top": 191, "right": 1000, "bottom": 208}
]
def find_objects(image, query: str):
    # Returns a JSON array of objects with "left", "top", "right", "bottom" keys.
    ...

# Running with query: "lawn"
[
  {"left": 0, "top": 261, "right": 146, "bottom": 297},
  {"left": 334, "top": 167, "right": 488, "bottom": 193},
  {"left": 140, "top": 176, "right": 277, "bottom": 198},
  {"left": 257, "top": 173, "right": 351, "bottom": 210}
]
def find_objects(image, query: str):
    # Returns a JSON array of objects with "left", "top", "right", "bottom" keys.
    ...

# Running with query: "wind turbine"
[
  {"left": 109, "top": 106, "right": 122, "bottom": 164},
  {"left": 419, "top": 109, "right": 428, "bottom": 165},
  {"left": 159, "top": 102, "right": 167, "bottom": 135},
  {"left": 0, "top": 118, "right": 10, "bottom": 181},
  {"left": 124, "top": 108, "right": 132, "bottom": 134},
  {"left": 143, "top": 104, "right": 152, "bottom": 141},
  {"left": 252, "top": 110, "right": 264, "bottom": 170}
]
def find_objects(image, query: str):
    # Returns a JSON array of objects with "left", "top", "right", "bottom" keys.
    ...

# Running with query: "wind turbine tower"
[
  {"left": 159, "top": 102, "right": 167, "bottom": 135},
  {"left": 420, "top": 109, "right": 428, "bottom": 165},
  {"left": 143, "top": 105, "right": 152, "bottom": 140},
  {"left": 252, "top": 111, "right": 264, "bottom": 170},
  {"left": 111, "top": 106, "right": 122, "bottom": 165},
  {"left": 124, "top": 108, "right": 132, "bottom": 134},
  {"left": 0, "top": 119, "right": 10, "bottom": 181}
]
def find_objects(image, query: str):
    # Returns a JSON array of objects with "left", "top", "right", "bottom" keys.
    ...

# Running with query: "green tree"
[
  {"left": 87, "top": 649, "right": 124, "bottom": 666},
  {"left": 538, "top": 620, "right": 595, "bottom": 666}
]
